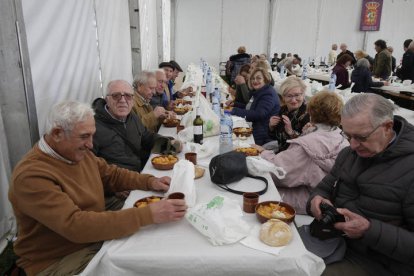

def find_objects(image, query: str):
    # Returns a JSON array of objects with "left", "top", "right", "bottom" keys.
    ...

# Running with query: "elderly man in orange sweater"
[{"left": 8, "top": 101, "right": 187, "bottom": 276}]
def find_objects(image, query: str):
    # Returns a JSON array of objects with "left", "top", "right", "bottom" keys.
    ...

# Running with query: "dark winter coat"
[
  {"left": 396, "top": 50, "right": 414, "bottom": 81},
  {"left": 232, "top": 84, "right": 280, "bottom": 145},
  {"left": 307, "top": 116, "right": 414, "bottom": 276},
  {"left": 92, "top": 98, "right": 164, "bottom": 172},
  {"left": 351, "top": 66, "right": 384, "bottom": 93}
]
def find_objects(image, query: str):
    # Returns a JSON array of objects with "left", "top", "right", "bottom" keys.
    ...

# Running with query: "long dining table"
[{"left": 81, "top": 117, "right": 325, "bottom": 276}]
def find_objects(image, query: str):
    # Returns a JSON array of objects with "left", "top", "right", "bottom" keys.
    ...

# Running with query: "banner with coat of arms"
[{"left": 359, "top": 0, "right": 383, "bottom": 31}]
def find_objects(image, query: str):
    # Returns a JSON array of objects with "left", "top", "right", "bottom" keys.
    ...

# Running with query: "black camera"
[
  {"left": 309, "top": 203, "right": 345, "bottom": 240},
  {"left": 320, "top": 202, "right": 346, "bottom": 225}
]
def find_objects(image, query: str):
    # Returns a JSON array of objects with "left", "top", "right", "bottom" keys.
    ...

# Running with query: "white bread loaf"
[{"left": 259, "top": 219, "right": 292, "bottom": 247}]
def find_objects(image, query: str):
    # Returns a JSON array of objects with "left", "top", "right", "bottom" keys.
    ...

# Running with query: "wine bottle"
[{"left": 193, "top": 107, "right": 204, "bottom": 144}]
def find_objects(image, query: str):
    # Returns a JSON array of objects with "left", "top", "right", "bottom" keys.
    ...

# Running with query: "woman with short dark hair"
[{"left": 333, "top": 54, "right": 353, "bottom": 89}]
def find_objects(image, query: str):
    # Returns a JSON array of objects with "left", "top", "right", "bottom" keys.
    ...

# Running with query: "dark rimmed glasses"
[
  {"left": 340, "top": 124, "right": 382, "bottom": 143},
  {"left": 108, "top": 92, "right": 134, "bottom": 101}
]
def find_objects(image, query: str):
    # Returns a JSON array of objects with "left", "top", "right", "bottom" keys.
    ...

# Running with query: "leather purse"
[{"left": 209, "top": 151, "right": 268, "bottom": 195}]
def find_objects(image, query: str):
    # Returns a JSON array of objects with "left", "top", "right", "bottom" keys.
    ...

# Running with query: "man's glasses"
[
  {"left": 340, "top": 124, "right": 382, "bottom": 142},
  {"left": 108, "top": 92, "right": 134, "bottom": 101},
  {"left": 284, "top": 94, "right": 303, "bottom": 101}
]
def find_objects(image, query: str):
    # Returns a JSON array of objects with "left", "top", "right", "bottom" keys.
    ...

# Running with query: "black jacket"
[
  {"left": 229, "top": 53, "right": 251, "bottom": 83},
  {"left": 308, "top": 116, "right": 414, "bottom": 276},
  {"left": 232, "top": 84, "right": 280, "bottom": 145},
  {"left": 396, "top": 50, "right": 414, "bottom": 81},
  {"left": 351, "top": 66, "right": 384, "bottom": 93},
  {"left": 92, "top": 98, "right": 163, "bottom": 172}
]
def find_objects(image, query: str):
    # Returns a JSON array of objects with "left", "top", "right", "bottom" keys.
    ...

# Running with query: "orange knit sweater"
[{"left": 9, "top": 146, "right": 156, "bottom": 275}]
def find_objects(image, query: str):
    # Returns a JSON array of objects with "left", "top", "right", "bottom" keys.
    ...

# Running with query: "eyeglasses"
[
  {"left": 284, "top": 93, "right": 303, "bottom": 101},
  {"left": 340, "top": 124, "right": 382, "bottom": 142},
  {"left": 108, "top": 92, "right": 134, "bottom": 101}
]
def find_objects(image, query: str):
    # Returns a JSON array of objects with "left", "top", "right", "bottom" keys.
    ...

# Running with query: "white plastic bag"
[
  {"left": 180, "top": 93, "right": 220, "bottom": 140},
  {"left": 166, "top": 160, "right": 196, "bottom": 207},
  {"left": 186, "top": 195, "right": 251, "bottom": 245},
  {"left": 246, "top": 156, "right": 286, "bottom": 179}
]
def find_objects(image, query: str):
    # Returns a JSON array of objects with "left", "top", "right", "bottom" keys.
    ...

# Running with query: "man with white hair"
[
  {"left": 9, "top": 100, "right": 187, "bottom": 275},
  {"left": 337, "top": 43, "right": 356, "bottom": 65},
  {"left": 306, "top": 94, "right": 414, "bottom": 275},
  {"left": 93, "top": 79, "right": 180, "bottom": 172},
  {"left": 150, "top": 69, "right": 169, "bottom": 109},
  {"left": 132, "top": 71, "right": 174, "bottom": 133}
]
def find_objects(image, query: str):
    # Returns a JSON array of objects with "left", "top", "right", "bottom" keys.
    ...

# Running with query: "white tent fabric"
[
  {"left": 22, "top": 0, "right": 133, "bottom": 135},
  {"left": 95, "top": 0, "right": 133, "bottom": 89},
  {"left": 174, "top": 0, "right": 414, "bottom": 69},
  {"left": 0, "top": 106, "right": 14, "bottom": 252},
  {"left": 161, "top": 0, "right": 171, "bottom": 62},
  {"left": 139, "top": 0, "right": 159, "bottom": 69},
  {"left": 22, "top": 0, "right": 102, "bottom": 135}
]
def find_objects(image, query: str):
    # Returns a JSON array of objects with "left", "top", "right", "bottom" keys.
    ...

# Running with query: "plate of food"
[
  {"left": 163, "top": 118, "right": 180, "bottom": 128},
  {"left": 174, "top": 99, "right": 192, "bottom": 106},
  {"left": 151, "top": 155, "right": 179, "bottom": 170},
  {"left": 173, "top": 106, "right": 192, "bottom": 115},
  {"left": 134, "top": 196, "right": 163, "bottom": 208},
  {"left": 235, "top": 147, "right": 259, "bottom": 156},
  {"left": 255, "top": 201, "right": 296, "bottom": 224},
  {"left": 233, "top": 127, "right": 253, "bottom": 138}
]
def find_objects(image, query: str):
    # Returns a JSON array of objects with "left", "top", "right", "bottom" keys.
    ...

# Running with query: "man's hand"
[
  {"left": 148, "top": 176, "right": 171, "bottom": 192},
  {"left": 334, "top": 208, "right": 370, "bottom": 239},
  {"left": 149, "top": 199, "right": 187, "bottom": 223},
  {"left": 154, "top": 106, "right": 167, "bottom": 118},
  {"left": 310, "top": 195, "right": 333, "bottom": 220},
  {"left": 171, "top": 139, "right": 182, "bottom": 153}
]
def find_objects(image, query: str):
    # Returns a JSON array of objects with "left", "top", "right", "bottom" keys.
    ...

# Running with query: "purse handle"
[{"left": 214, "top": 174, "right": 268, "bottom": 195}]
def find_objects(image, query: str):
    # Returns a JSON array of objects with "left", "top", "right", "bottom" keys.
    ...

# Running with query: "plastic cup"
[
  {"left": 243, "top": 192, "right": 259, "bottom": 213},
  {"left": 167, "top": 192, "right": 185, "bottom": 200},
  {"left": 185, "top": 152, "right": 197, "bottom": 165}
]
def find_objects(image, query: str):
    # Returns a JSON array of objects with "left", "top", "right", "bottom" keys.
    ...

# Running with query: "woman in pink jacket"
[{"left": 253, "top": 91, "right": 349, "bottom": 214}]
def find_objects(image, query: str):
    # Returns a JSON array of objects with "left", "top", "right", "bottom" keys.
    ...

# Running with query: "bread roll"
[{"left": 259, "top": 219, "right": 292, "bottom": 247}]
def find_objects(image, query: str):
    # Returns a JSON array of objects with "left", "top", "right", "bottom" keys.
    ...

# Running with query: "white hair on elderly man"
[
  {"left": 133, "top": 70, "right": 156, "bottom": 89},
  {"left": 342, "top": 93, "right": 396, "bottom": 127},
  {"left": 106, "top": 80, "right": 133, "bottom": 96},
  {"left": 45, "top": 101, "right": 94, "bottom": 134}
]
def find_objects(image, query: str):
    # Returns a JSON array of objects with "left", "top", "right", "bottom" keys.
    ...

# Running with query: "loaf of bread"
[{"left": 259, "top": 219, "right": 292, "bottom": 247}]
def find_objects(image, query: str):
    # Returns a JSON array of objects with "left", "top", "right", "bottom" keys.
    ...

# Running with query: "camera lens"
[{"left": 321, "top": 213, "right": 335, "bottom": 225}]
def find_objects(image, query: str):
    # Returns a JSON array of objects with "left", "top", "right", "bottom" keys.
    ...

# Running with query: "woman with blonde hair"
[
  {"left": 253, "top": 91, "right": 348, "bottom": 214},
  {"left": 268, "top": 76, "right": 310, "bottom": 153},
  {"left": 354, "top": 49, "right": 375, "bottom": 67}
]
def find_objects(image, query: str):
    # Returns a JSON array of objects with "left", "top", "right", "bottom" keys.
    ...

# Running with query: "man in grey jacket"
[{"left": 307, "top": 93, "right": 414, "bottom": 276}]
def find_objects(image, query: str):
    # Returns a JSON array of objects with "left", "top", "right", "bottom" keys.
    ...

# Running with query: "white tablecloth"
[
  {"left": 81, "top": 126, "right": 325, "bottom": 276},
  {"left": 373, "top": 84, "right": 414, "bottom": 93}
]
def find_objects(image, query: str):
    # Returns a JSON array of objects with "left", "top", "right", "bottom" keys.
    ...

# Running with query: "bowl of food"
[
  {"left": 173, "top": 106, "right": 192, "bottom": 115},
  {"left": 235, "top": 147, "right": 259, "bottom": 156},
  {"left": 163, "top": 118, "right": 180, "bottom": 128},
  {"left": 255, "top": 201, "right": 296, "bottom": 224},
  {"left": 233, "top": 127, "right": 253, "bottom": 138},
  {"left": 151, "top": 155, "right": 179, "bottom": 170},
  {"left": 134, "top": 196, "right": 163, "bottom": 208},
  {"left": 174, "top": 99, "right": 192, "bottom": 106}
]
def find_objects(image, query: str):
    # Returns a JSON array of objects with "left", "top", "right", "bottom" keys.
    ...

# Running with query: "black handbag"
[{"left": 209, "top": 151, "right": 268, "bottom": 195}]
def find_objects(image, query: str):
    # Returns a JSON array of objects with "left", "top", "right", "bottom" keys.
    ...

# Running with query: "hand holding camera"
[{"left": 310, "top": 202, "right": 346, "bottom": 240}]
